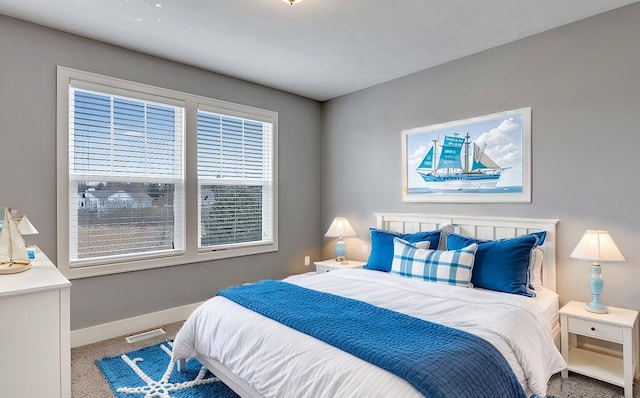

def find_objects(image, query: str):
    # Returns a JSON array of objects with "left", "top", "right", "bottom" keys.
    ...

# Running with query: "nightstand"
[
  {"left": 560, "top": 300, "right": 639, "bottom": 398},
  {"left": 314, "top": 259, "right": 366, "bottom": 273}
]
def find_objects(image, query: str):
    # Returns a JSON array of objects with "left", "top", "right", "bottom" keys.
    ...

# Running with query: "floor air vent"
[{"left": 125, "top": 328, "right": 166, "bottom": 343}]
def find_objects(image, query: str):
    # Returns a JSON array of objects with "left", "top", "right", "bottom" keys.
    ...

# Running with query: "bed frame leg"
[{"left": 177, "top": 358, "right": 186, "bottom": 372}]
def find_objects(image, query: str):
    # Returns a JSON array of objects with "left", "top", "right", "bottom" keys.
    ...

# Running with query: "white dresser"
[{"left": 0, "top": 247, "right": 71, "bottom": 398}]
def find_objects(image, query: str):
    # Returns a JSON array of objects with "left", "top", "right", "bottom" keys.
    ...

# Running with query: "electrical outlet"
[
  {"left": 362, "top": 244, "right": 369, "bottom": 254},
  {"left": 304, "top": 255, "right": 310, "bottom": 266}
]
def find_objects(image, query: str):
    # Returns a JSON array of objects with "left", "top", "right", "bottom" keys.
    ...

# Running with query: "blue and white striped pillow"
[{"left": 390, "top": 238, "right": 478, "bottom": 287}]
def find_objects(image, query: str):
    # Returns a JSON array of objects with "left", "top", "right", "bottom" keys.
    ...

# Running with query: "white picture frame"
[{"left": 401, "top": 107, "right": 531, "bottom": 203}]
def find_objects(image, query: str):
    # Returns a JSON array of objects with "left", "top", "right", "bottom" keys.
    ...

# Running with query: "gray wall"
[
  {"left": 322, "top": 3, "right": 640, "bottom": 311},
  {"left": 0, "top": 15, "right": 323, "bottom": 330}
]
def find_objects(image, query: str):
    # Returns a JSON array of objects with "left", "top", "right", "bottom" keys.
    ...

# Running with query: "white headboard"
[{"left": 375, "top": 213, "right": 559, "bottom": 292}]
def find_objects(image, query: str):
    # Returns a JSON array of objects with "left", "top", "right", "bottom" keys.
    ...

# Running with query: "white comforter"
[{"left": 173, "top": 269, "right": 566, "bottom": 397}]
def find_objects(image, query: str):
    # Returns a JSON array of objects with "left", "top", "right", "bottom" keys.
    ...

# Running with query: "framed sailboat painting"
[{"left": 402, "top": 107, "right": 531, "bottom": 203}]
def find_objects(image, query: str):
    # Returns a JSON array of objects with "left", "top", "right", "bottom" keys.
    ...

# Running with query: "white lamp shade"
[
  {"left": 282, "top": 0, "right": 304, "bottom": 4},
  {"left": 324, "top": 217, "right": 357, "bottom": 238},
  {"left": 17, "top": 215, "right": 39, "bottom": 236},
  {"left": 570, "top": 230, "right": 625, "bottom": 262}
]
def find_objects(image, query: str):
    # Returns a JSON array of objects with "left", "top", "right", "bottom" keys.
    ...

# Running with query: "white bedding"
[{"left": 173, "top": 269, "right": 566, "bottom": 397}]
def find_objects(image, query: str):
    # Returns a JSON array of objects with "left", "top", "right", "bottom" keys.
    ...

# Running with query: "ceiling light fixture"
[{"left": 283, "top": 0, "right": 303, "bottom": 5}]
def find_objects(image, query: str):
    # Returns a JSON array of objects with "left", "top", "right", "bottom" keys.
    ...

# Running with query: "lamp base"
[
  {"left": 587, "top": 263, "right": 608, "bottom": 314},
  {"left": 334, "top": 238, "right": 347, "bottom": 264},
  {"left": 585, "top": 303, "right": 609, "bottom": 314}
]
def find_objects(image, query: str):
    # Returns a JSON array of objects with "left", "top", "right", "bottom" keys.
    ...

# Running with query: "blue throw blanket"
[{"left": 219, "top": 280, "right": 527, "bottom": 398}]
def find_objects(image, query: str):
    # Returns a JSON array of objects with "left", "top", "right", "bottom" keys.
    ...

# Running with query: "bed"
[{"left": 172, "top": 213, "right": 567, "bottom": 397}]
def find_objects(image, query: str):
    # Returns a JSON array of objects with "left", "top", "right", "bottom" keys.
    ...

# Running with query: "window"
[
  {"left": 197, "top": 107, "right": 274, "bottom": 250},
  {"left": 57, "top": 67, "right": 278, "bottom": 279},
  {"left": 69, "top": 87, "right": 185, "bottom": 265}
]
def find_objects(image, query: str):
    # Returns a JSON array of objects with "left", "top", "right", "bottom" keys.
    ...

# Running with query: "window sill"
[{"left": 60, "top": 242, "right": 278, "bottom": 280}]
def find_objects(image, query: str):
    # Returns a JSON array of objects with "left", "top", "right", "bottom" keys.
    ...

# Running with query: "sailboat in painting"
[{"left": 416, "top": 133, "right": 505, "bottom": 190}]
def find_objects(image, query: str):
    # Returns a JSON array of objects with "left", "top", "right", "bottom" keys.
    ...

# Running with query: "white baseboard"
[{"left": 71, "top": 302, "right": 203, "bottom": 348}]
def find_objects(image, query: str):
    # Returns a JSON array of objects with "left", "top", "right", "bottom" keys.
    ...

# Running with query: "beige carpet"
[
  {"left": 547, "top": 373, "right": 639, "bottom": 398},
  {"left": 72, "top": 322, "right": 638, "bottom": 397}
]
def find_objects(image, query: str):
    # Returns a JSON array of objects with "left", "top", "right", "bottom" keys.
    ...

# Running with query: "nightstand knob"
[{"left": 591, "top": 327, "right": 596, "bottom": 331}]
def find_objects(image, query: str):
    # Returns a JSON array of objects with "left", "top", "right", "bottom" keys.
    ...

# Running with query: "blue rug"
[{"left": 96, "top": 341, "right": 239, "bottom": 397}]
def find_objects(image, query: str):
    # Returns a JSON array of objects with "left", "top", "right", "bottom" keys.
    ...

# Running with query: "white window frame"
[{"left": 57, "top": 66, "right": 278, "bottom": 279}]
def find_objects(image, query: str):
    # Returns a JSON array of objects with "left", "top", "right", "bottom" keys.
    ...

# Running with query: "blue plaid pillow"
[{"left": 390, "top": 238, "right": 477, "bottom": 287}]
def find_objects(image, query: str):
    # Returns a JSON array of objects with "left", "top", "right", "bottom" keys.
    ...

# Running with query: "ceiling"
[{"left": 1, "top": 0, "right": 637, "bottom": 101}]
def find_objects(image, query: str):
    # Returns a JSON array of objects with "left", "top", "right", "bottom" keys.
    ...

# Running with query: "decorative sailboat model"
[
  {"left": 416, "top": 133, "right": 505, "bottom": 190},
  {"left": 0, "top": 207, "right": 32, "bottom": 274}
]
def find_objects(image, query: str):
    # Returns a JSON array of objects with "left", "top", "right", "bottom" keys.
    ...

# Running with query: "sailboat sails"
[
  {"left": 437, "top": 136, "right": 466, "bottom": 170},
  {"left": 416, "top": 134, "right": 504, "bottom": 190},
  {"left": 0, "top": 207, "right": 31, "bottom": 273},
  {"left": 473, "top": 143, "right": 500, "bottom": 170}
]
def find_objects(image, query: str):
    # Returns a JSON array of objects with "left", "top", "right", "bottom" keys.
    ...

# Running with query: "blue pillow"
[
  {"left": 446, "top": 232, "right": 542, "bottom": 297},
  {"left": 365, "top": 228, "right": 442, "bottom": 272},
  {"left": 531, "top": 231, "right": 546, "bottom": 246}
]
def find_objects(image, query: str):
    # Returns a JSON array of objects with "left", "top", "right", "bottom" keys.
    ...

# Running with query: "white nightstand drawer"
[
  {"left": 568, "top": 317, "right": 623, "bottom": 343},
  {"left": 314, "top": 260, "right": 366, "bottom": 274},
  {"left": 316, "top": 265, "right": 333, "bottom": 273}
]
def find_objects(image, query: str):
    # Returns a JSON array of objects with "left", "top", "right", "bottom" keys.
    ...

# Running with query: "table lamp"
[
  {"left": 17, "top": 215, "right": 39, "bottom": 259},
  {"left": 324, "top": 217, "right": 357, "bottom": 263},
  {"left": 17, "top": 215, "right": 39, "bottom": 237},
  {"left": 570, "top": 229, "right": 625, "bottom": 314}
]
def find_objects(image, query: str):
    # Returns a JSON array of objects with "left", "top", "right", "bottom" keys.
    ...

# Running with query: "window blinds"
[
  {"left": 197, "top": 110, "right": 274, "bottom": 249},
  {"left": 68, "top": 87, "right": 185, "bottom": 264}
]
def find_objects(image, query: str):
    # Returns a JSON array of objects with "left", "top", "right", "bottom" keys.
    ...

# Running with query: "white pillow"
[
  {"left": 529, "top": 247, "right": 544, "bottom": 290},
  {"left": 413, "top": 241, "right": 431, "bottom": 250},
  {"left": 390, "top": 237, "right": 477, "bottom": 288},
  {"left": 438, "top": 224, "right": 454, "bottom": 250}
]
